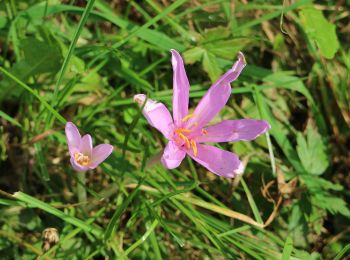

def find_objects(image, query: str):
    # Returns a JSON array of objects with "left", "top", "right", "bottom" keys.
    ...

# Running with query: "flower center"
[
  {"left": 74, "top": 152, "right": 91, "bottom": 166},
  {"left": 174, "top": 127, "right": 197, "bottom": 156},
  {"left": 173, "top": 114, "right": 208, "bottom": 157}
]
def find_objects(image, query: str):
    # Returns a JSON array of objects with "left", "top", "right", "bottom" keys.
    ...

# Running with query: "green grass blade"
[
  {"left": 265, "top": 132, "right": 276, "bottom": 177},
  {"left": 145, "top": 0, "right": 192, "bottom": 40},
  {"left": 253, "top": 86, "right": 304, "bottom": 172},
  {"left": 0, "top": 67, "right": 66, "bottom": 124},
  {"left": 217, "top": 226, "right": 251, "bottom": 237},
  {"left": 0, "top": 230, "right": 44, "bottom": 257},
  {"left": 240, "top": 178, "right": 264, "bottom": 225},
  {"left": 234, "top": 0, "right": 312, "bottom": 32},
  {"left": 104, "top": 185, "right": 141, "bottom": 241},
  {"left": 334, "top": 243, "right": 350, "bottom": 260},
  {"left": 146, "top": 218, "right": 162, "bottom": 260},
  {"left": 92, "top": 0, "right": 186, "bottom": 63},
  {"left": 13, "top": 191, "right": 102, "bottom": 238},
  {"left": 282, "top": 236, "right": 293, "bottom": 260},
  {"left": 122, "top": 219, "right": 159, "bottom": 257},
  {"left": 51, "top": 0, "right": 96, "bottom": 103},
  {"left": 34, "top": 143, "right": 50, "bottom": 181},
  {"left": 0, "top": 110, "right": 22, "bottom": 128}
]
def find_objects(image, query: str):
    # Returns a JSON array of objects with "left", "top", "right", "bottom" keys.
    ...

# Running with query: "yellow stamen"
[
  {"left": 201, "top": 129, "right": 208, "bottom": 135},
  {"left": 178, "top": 133, "right": 191, "bottom": 149},
  {"left": 181, "top": 113, "right": 195, "bottom": 123},
  {"left": 74, "top": 152, "right": 91, "bottom": 166},
  {"left": 174, "top": 128, "right": 191, "bottom": 134},
  {"left": 191, "top": 139, "right": 197, "bottom": 156}
]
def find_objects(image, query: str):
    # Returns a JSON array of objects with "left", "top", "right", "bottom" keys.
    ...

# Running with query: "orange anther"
[
  {"left": 201, "top": 129, "right": 208, "bottom": 135},
  {"left": 181, "top": 113, "right": 195, "bottom": 123},
  {"left": 74, "top": 152, "right": 91, "bottom": 166},
  {"left": 178, "top": 133, "right": 190, "bottom": 149},
  {"left": 190, "top": 139, "right": 197, "bottom": 156},
  {"left": 175, "top": 128, "right": 191, "bottom": 134}
]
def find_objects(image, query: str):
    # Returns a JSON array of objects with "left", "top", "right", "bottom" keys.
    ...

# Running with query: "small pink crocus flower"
[
  {"left": 65, "top": 122, "right": 113, "bottom": 172},
  {"left": 134, "top": 50, "right": 270, "bottom": 178}
]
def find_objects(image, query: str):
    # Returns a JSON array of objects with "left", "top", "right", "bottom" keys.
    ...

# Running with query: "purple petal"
[
  {"left": 186, "top": 52, "right": 247, "bottom": 131},
  {"left": 171, "top": 49, "right": 190, "bottom": 126},
  {"left": 65, "top": 122, "right": 81, "bottom": 156},
  {"left": 187, "top": 82, "right": 231, "bottom": 135},
  {"left": 187, "top": 144, "right": 243, "bottom": 178},
  {"left": 70, "top": 157, "right": 89, "bottom": 172},
  {"left": 79, "top": 134, "right": 93, "bottom": 157},
  {"left": 217, "top": 52, "right": 246, "bottom": 83},
  {"left": 134, "top": 94, "right": 174, "bottom": 139},
  {"left": 161, "top": 141, "right": 186, "bottom": 169},
  {"left": 89, "top": 144, "right": 114, "bottom": 169},
  {"left": 196, "top": 119, "right": 271, "bottom": 143}
]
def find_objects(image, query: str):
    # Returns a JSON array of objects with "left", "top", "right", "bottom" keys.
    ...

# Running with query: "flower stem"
[{"left": 76, "top": 171, "right": 87, "bottom": 210}]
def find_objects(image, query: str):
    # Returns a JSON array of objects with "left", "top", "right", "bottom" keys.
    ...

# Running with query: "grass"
[{"left": 0, "top": 0, "right": 350, "bottom": 259}]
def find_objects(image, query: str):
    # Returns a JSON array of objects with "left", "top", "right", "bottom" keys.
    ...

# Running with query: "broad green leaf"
[
  {"left": 299, "top": 7, "right": 339, "bottom": 59},
  {"left": 183, "top": 47, "right": 205, "bottom": 64},
  {"left": 302, "top": 175, "right": 349, "bottom": 216},
  {"left": 205, "top": 39, "right": 249, "bottom": 60},
  {"left": 0, "top": 37, "right": 62, "bottom": 101},
  {"left": 21, "top": 37, "right": 62, "bottom": 75},
  {"left": 202, "top": 51, "right": 222, "bottom": 82},
  {"left": 264, "top": 72, "right": 315, "bottom": 106},
  {"left": 201, "top": 26, "right": 231, "bottom": 42},
  {"left": 296, "top": 127, "right": 329, "bottom": 175},
  {"left": 188, "top": 25, "right": 249, "bottom": 80},
  {"left": 302, "top": 175, "right": 343, "bottom": 191},
  {"left": 73, "top": 70, "right": 104, "bottom": 92},
  {"left": 312, "top": 194, "right": 350, "bottom": 217}
]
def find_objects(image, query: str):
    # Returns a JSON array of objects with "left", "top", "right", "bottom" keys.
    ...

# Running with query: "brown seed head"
[{"left": 42, "top": 228, "right": 59, "bottom": 252}]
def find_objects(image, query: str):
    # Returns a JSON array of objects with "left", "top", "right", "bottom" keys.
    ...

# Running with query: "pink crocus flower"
[
  {"left": 65, "top": 122, "right": 113, "bottom": 172},
  {"left": 134, "top": 50, "right": 270, "bottom": 178}
]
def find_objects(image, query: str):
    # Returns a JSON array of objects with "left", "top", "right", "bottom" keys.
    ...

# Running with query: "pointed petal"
[
  {"left": 216, "top": 52, "right": 246, "bottom": 83},
  {"left": 65, "top": 122, "right": 81, "bottom": 156},
  {"left": 70, "top": 157, "right": 89, "bottom": 172},
  {"left": 186, "top": 52, "right": 247, "bottom": 130},
  {"left": 171, "top": 49, "right": 190, "bottom": 125},
  {"left": 188, "top": 82, "right": 231, "bottom": 133},
  {"left": 134, "top": 94, "right": 174, "bottom": 139},
  {"left": 161, "top": 141, "right": 186, "bottom": 169},
  {"left": 187, "top": 144, "right": 243, "bottom": 178},
  {"left": 79, "top": 134, "right": 93, "bottom": 156},
  {"left": 89, "top": 144, "right": 114, "bottom": 168},
  {"left": 196, "top": 119, "right": 271, "bottom": 143}
]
